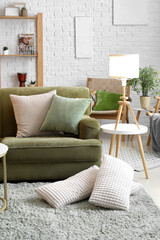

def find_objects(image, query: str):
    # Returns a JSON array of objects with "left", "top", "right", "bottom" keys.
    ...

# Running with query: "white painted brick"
[{"left": 0, "top": 0, "right": 159, "bottom": 125}]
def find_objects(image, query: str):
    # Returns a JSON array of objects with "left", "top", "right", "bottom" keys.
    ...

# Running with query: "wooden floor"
[{"left": 101, "top": 133, "right": 160, "bottom": 208}]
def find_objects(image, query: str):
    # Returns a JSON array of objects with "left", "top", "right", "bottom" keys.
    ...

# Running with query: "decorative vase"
[
  {"left": 17, "top": 73, "right": 27, "bottom": 87},
  {"left": 21, "top": 8, "right": 28, "bottom": 17},
  {"left": 3, "top": 50, "right": 9, "bottom": 55},
  {"left": 140, "top": 96, "right": 150, "bottom": 109}
]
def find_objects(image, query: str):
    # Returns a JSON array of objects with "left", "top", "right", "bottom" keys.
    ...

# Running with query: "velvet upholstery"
[
  {"left": 0, "top": 162, "right": 101, "bottom": 182},
  {"left": 0, "top": 87, "right": 102, "bottom": 181},
  {"left": 1, "top": 137, "right": 101, "bottom": 164},
  {"left": 79, "top": 115, "right": 100, "bottom": 139}
]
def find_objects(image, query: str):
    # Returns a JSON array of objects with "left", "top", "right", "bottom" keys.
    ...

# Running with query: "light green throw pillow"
[
  {"left": 40, "top": 95, "right": 91, "bottom": 134},
  {"left": 93, "top": 90, "right": 122, "bottom": 111}
]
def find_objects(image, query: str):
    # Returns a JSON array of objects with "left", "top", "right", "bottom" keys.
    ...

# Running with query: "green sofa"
[{"left": 0, "top": 87, "right": 102, "bottom": 181}]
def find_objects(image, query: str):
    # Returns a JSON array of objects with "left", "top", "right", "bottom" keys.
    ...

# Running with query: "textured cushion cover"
[
  {"left": 89, "top": 155, "right": 134, "bottom": 210},
  {"left": 94, "top": 90, "right": 121, "bottom": 111},
  {"left": 40, "top": 94, "right": 91, "bottom": 134},
  {"left": 35, "top": 165, "right": 99, "bottom": 208},
  {"left": 10, "top": 90, "right": 56, "bottom": 138},
  {"left": 131, "top": 181, "right": 143, "bottom": 195}
]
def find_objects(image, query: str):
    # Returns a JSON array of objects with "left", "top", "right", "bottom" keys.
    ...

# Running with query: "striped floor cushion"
[{"left": 35, "top": 165, "right": 99, "bottom": 208}]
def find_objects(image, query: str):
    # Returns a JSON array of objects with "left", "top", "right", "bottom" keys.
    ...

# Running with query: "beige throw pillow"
[
  {"left": 35, "top": 165, "right": 99, "bottom": 208},
  {"left": 10, "top": 90, "right": 56, "bottom": 137}
]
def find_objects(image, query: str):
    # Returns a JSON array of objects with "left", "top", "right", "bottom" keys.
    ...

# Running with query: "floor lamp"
[
  {"left": 107, "top": 54, "right": 149, "bottom": 179},
  {"left": 109, "top": 54, "right": 140, "bottom": 130}
]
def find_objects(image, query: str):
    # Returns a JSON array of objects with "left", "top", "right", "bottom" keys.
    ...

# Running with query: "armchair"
[
  {"left": 147, "top": 96, "right": 160, "bottom": 145},
  {"left": 87, "top": 78, "right": 130, "bottom": 123}
]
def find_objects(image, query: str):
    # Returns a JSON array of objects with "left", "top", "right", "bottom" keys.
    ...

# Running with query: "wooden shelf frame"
[
  {"left": 0, "top": 54, "right": 38, "bottom": 57},
  {"left": 0, "top": 13, "right": 43, "bottom": 88},
  {"left": 0, "top": 16, "right": 37, "bottom": 19}
]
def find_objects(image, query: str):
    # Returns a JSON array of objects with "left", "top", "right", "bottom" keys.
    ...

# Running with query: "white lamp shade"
[{"left": 109, "top": 54, "right": 139, "bottom": 79}]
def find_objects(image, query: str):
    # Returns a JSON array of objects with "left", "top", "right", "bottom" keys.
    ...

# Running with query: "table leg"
[
  {"left": 147, "top": 134, "right": 151, "bottom": 145},
  {"left": 122, "top": 105, "right": 126, "bottom": 142},
  {"left": 131, "top": 110, "right": 141, "bottom": 142},
  {"left": 3, "top": 155, "right": 7, "bottom": 209},
  {"left": 116, "top": 135, "right": 121, "bottom": 158},
  {"left": 136, "top": 134, "right": 149, "bottom": 179},
  {"left": 109, "top": 134, "right": 116, "bottom": 156}
]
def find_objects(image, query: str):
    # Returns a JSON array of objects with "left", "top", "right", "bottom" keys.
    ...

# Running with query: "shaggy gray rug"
[{"left": 0, "top": 182, "right": 160, "bottom": 240}]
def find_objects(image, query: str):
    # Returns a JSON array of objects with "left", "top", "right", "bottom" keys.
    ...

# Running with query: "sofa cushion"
[
  {"left": 10, "top": 90, "right": 56, "bottom": 138},
  {"left": 40, "top": 95, "right": 91, "bottom": 134},
  {"left": 2, "top": 137, "right": 102, "bottom": 164}
]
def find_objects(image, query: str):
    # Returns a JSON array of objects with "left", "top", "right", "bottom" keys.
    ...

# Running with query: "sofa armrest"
[{"left": 79, "top": 115, "right": 100, "bottom": 139}]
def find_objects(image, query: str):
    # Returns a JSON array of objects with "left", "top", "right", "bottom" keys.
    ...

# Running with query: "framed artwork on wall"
[
  {"left": 5, "top": 7, "right": 20, "bottom": 16},
  {"left": 18, "top": 34, "right": 34, "bottom": 55},
  {"left": 75, "top": 17, "right": 93, "bottom": 59},
  {"left": 113, "top": 0, "right": 148, "bottom": 25},
  {"left": 14, "top": 3, "right": 26, "bottom": 16}
]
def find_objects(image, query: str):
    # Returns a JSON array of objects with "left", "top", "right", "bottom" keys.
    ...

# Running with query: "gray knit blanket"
[{"left": 150, "top": 113, "right": 160, "bottom": 157}]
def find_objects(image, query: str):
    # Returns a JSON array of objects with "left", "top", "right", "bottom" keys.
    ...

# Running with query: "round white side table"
[
  {"left": 101, "top": 123, "right": 149, "bottom": 179},
  {"left": 131, "top": 107, "right": 155, "bottom": 143},
  {"left": 0, "top": 143, "right": 8, "bottom": 213}
]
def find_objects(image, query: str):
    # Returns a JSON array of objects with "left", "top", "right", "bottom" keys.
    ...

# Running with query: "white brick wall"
[{"left": 0, "top": 0, "right": 160, "bottom": 126}]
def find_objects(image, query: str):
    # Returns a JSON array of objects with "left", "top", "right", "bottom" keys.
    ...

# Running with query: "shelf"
[
  {"left": 0, "top": 54, "right": 38, "bottom": 57},
  {"left": 0, "top": 13, "right": 43, "bottom": 88},
  {"left": 0, "top": 16, "right": 36, "bottom": 19}
]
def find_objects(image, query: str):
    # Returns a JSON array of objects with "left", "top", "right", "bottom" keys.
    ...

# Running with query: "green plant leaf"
[{"left": 127, "top": 66, "right": 160, "bottom": 96}]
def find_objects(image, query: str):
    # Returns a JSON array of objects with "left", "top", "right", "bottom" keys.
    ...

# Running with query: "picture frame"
[
  {"left": 5, "top": 7, "right": 20, "bottom": 17},
  {"left": 75, "top": 17, "right": 93, "bottom": 59},
  {"left": 18, "top": 34, "right": 34, "bottom": 55},
  {"left": 14, "top": 3, "right": 26, "bottom": 16},
  {"left": 113, "top": 0, "right": 148, "bottom": 25}
]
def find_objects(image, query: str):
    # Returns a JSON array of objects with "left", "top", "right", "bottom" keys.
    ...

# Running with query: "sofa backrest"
[{"left": 0, "top": 86, "right": 91, "bottom": 137}]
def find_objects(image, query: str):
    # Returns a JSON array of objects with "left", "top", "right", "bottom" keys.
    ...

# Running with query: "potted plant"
[
  {"left": 21, "top": 7, "right": 28, "bottom": 17},
  {"left": 28, "top": 80, "right": 36, "bottom": 87},
  {"left": 3, "top": 47, "right": 9, "bottom": 55},
  {"left": 127, "top": 66, "right": 160, "bottom": 109}
]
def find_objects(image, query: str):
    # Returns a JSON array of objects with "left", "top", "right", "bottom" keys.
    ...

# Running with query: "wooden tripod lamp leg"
[
  {"left": 128, "top": 104, "right": 140, "bottom": 129},
  {"left": 115, "top": 104, "right": 123, "bottom": 130},
  {"left": 121, "top": 105, "right": 126, "bottom": 142},
  {"left": 131, "top": 110, "right": 141, "bottom": 142}
]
